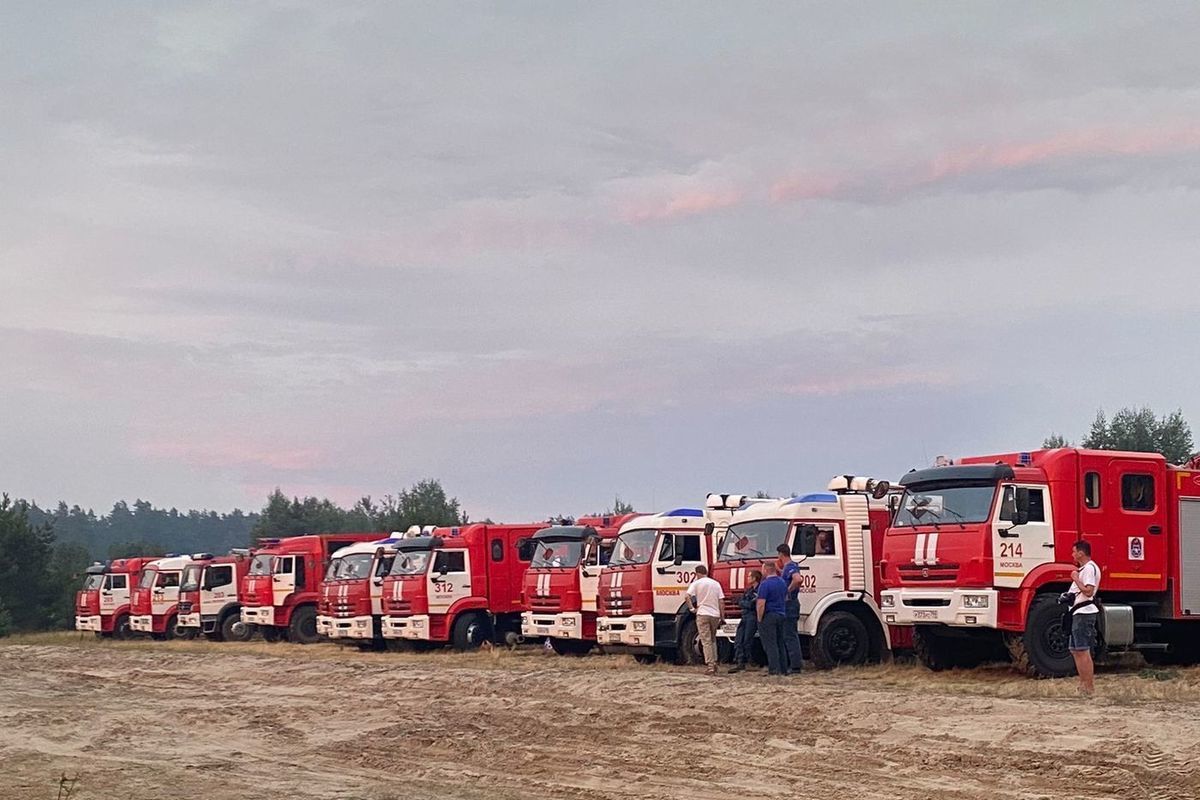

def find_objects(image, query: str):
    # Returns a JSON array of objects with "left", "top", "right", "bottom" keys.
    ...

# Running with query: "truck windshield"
[
  {"left": 82, "top": 574, "right": 104, "bottom": 590},
  {"left": 328, "top": 553, "right": 374, "bottom": 580},
  {"left": 390, "top": 551, "right": 430, "bottom": 575},
  {"left": 249, "top": 555, "right": 274, "bottom": 576},
  {"left": 530, "top": 540, "right": 584, "bottom": 568},
  {"left": 719, "top": 520, "right": 789, "bottom": 561},
  {"left": 892, "top": 484, "right": 998, "bottom": 527},
  {"left": 609, "top": 529, "right": 657, "bottom": 567},
  {"left": 138, "top": 569, "right": 158, "bottom": 589},
  {"left": 180, "top": 565, "right": 203, "bottom": 592}
]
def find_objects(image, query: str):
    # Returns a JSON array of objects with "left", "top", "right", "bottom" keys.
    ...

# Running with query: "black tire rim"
[
  {"left": 828, "top": 624, "right": 859, "bottom": 662},
  {"left": 1043, "top": 618, "right": 1069, "bottom": 660},
  {"left": 300, "top": 617, "right": 317, "bottom": 639}
]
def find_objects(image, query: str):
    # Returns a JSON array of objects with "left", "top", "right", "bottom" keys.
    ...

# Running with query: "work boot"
[
  {"left": 728, "top": 663, "right": 745, "bottom": 674},
  {"left": 706, "top": 664, "right": 718, "bottom": 676}
]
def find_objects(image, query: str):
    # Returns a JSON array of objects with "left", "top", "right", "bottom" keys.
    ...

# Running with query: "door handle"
[
  {"left": 998, "top": 530, "right": 1019, "bottom": 539},
  {"left": 832, "top": 573, "right": 844, "bottom": 579},
  {"left": 1042, "top": 543, "right": 1055, "bottom": 549},
  {"left": 1149, "top": 525, "right": 1163, "bottom": 535}
]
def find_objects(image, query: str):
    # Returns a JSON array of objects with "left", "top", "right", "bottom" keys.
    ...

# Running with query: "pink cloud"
[
  {"left": 136, "top": 437, "right": 323, "bottom": 472},
  {"left": 619, "top": 187, "right": 745, "bottom": 224},
  {"left": 768, "top": 172, "right": 847, "bottom": 204}
]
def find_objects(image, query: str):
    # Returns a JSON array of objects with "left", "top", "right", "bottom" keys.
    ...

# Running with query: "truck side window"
[
  {"left": 158, "top": 572, "right": 180, "bottom": 589},
  {"left": 516, "top": 538, "right": 536, "bottom": 562},
  {"left": 1122, "top": 474, "right": 1155, "bottom": 511},
  {"left": 677, "top": 535, "right": 701, "bottom": 562},
  {"left": 1026, "top": 489, "right": 1046, "bottom": 522},
  {"left": 1084, "top": 472, "right": 1101, "bottom": 509},
  {"left": 108, "top": 575, "right": 127, "bottom": 590},
  {"left": 794, "top": 524, "right": 837, "bottom": 557},
  {"left": 294, "top": 558, "right": 306, "bottom": 588},
  {"left": 490, "top": 539, "right": 504, "bottom": 562},
  {"left": 434, "top": 551, "right": 466, "bottom": 573},
  {"left": 658, "top": 534, "right": 675, "bottom": 562},
  {"left": 205, "top": 565, "right": 233, "bottom": 590}
]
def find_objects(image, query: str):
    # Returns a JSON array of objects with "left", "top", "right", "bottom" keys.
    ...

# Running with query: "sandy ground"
[{"left": 3, "top": 636, "right": 1200, "bottom": 800}]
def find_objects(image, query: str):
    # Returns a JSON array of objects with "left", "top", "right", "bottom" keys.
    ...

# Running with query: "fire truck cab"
[
  {"left": 595, "top": 506, "right": 733, "bottom": 664},
  {"left": 380, "top": 523, "right": 542, "bottom": 650},
  {"left": 178, "top": 550, "right": 253, "bottom": 641},
  {"left": 316, "top": 534, "right": 405, "bottom": 645},
  {"left": 239, "top": 533, "right": 383, "bottom": 644},
  {"left": 711, "top": 478, "right": 910, "bottom": 668},
  {"left": 129, "top": 554, "right": 198, "bottom": 639},
  {"left": 520, "top": 514, "right": 639, "bottom": 655},
  {"left": 880, "top": 449, "right": 1200, "bottom": 676},
  {"left": 75, "top": 557, "right": 156, "bottom": 638}
]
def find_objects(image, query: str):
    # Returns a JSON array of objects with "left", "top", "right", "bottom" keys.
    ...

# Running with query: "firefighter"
[
  {"left": 756, "top": 561, "right": 790, "bottom": 676},
  {"left": 775, "top": 544, "right": 804, "bottom": 674},
  {"left": 728, "top": 568, "right": 761, "bottom": 673}
]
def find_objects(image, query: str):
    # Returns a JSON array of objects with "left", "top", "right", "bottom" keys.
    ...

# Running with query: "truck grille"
[
  {"left": 722, "top": 593, "right": 744, "bottom": 618},
  {"left": 898, "top": 563, "right": 961, "bottom": 582},
  {"left": 178, "top": 601, "right": 193, "bottom": 613},
  {"left": 529, "top": 595, "right": 562, "bottom": 612},
  {"left": 385, "top": 599, "right": 412, "bottom": 614},
  {"left": 332, "top": 603, "right": 357, "bottom": 617},
  {"left": 599, "top": 591, "right": 631, "bottom": 616}
]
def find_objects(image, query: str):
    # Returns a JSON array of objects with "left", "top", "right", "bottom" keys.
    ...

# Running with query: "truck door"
[
  {"left": 579, "top": 539, "right": 608, "bottom": 613},
  {"left": 792, "top": 523, "right": 843, "bottom": 626},
  {"left": 152, "top": 570, "right": 181, "bottom": 615},
  {"left": 992, "top": 484, "right": 1055, "bottom": 588},
  {"left": 651, "top": 532, "right": 703, "bottom": 614},
  {"left": 272, "top": 556, "right": 297, "bottom": 606},
  {"left": 101, "top": 574, "right": 128, "bottom": 613},
  {"left": 202, "top": 565, "right": 235, "bottom": 615},
  {"left": 428, "top": 550, "right": 471, "bottom": 615}
]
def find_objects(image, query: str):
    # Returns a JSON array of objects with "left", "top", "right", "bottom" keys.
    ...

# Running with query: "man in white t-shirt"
[
  {"left": 1067, "top": 539, "right": 1101, "bottom": 696},
  {"left": 686, "top": 564, "right": 725, "bottom": 675}
]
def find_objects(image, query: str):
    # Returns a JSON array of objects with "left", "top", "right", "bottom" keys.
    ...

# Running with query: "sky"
[{"left": 3, "top": 3, "right": 1200, "bottom": 522}]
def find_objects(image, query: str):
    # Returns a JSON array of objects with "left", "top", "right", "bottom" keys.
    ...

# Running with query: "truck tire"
[
  {"left": 220, "top": 612, "right": 252, "bottom": 643},
  {"left": 1007, "top": 596, "right": 1075, "bottom": 678},
  {"left": 451, "top": 612, "right": 492, "bottom": 650},
  {"left": 549, "top": 638, "right": 592, "bottom": 656},
  {"left": 811, "top": 611, "right": 870, "bottom": 669},
  {"left": 259, "top": 625, "right": 283, "bottom": 643},
  {"left": 113, "top": 614, "right": 132, "bottom": 640},
  {"left": 633, "top": 653, "right": 658, "bottom": 665},
  {"left": 288, "top": 606, "right": 320, "bottom": 644},
  {"left": 912, "top": 627, "right": 955, "bottom": 672},
  {"left": 677, "top": 618, "right": 703, "bottom": 665}
]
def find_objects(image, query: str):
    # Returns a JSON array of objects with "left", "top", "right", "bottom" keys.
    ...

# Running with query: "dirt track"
[{"left": 3, "top": 637, "right": 1200, "bottom": 800}]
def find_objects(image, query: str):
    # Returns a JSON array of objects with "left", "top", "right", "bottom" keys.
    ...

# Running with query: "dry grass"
[{"left": 7, "top": 630, "right": 1200, "bottom": 704}]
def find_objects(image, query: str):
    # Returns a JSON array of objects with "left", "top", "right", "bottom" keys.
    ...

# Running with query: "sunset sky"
[{"left": 4, "top": 4, "right": 1200, "bottom": 520}]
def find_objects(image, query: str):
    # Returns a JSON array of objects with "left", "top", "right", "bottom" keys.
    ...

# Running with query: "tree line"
[{"left": 1043, "top": 406, "right": 1195, "bottom": 465}]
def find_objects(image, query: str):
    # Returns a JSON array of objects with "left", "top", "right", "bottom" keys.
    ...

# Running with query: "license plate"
[
  {"left": 914, "top": 610, "right": 938, "bottom": 620},
  {"left": 536, "top": 627, "right": 549, "bottom": 635}
]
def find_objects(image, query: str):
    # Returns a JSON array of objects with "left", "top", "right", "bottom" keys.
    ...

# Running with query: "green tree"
[
  {"left": 374, "top": 480, "right": 468, "bottom": 532},
  {"left": 251, "top": 489, "right": 353, "bottom": 542},
  {"left": 1078, "top": 407, "right": 1195, "bottom": 464},
  {"left": 0, "top": 495, "right": 57, "bottom": 632},
  {"left": 1042, "top": 433, "right": 1071, "bottom": 448},
  {"left": 606, "top": 495, "right": 635, "bottom": 515}
]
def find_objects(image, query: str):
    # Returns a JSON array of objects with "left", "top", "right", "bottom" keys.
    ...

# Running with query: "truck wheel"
[
  {"left": 175, "top": 618, "right": 198, "bottom": 640},
  {"left": 113, "top": 614, "right": 132, "bottom": 640},
  {"left": 451, "top": 612, "right": 492, "bottom": 650},
  {"left": 811, "top": 611, "right": 870, "bottom": 669},
  {"left": 677, "top": 618, "right": 703, "bottom": 665},
  {"left": 288, "top": 606, "right": 320, "bottom": 644},
  {"left": 1007, "top": 596, "right": 1075, "bottom": 678},
  {"left": 259, "top": 625, "right": 282, "bottom": 643},
  {"left": 912, "top": 627, "right": 955, "bottom": 672},
  {"left": 220, "top": 613, "right": 252, "bottom": 643},
  {"left": 550, "top": 638, "right": 593, "bottom": 657},
  {"left": 633, "top": 653, "right": 658, "bottom": 665}
]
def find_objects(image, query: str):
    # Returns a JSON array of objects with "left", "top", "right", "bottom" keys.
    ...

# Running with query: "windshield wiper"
[{"left": 939, "top": 507, "right": 969, "bottom": 530}]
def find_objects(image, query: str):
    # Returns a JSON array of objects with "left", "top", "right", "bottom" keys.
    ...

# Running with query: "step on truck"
[
  {"left": 380, "top": 523, "right": 543, "bottom": 650},
  {"left": 520, "top": 514, "right": 640, "bottom": 655},
  {"left": 75, "top": 557, "right": 157, "bottom": 639},
  {"left": 711, "top": 478, "right": 913, "bottom": 669},
  {"left": 317, "top": 532, "right": 416, "bottom": 645},
  {"left": 129, "top": 554, "right": 199, "bottom": 639},
  {"left": 178, "top": 550, "right": 254, "bottom": 641},
  {"left": 595, "top": 505, "right": 736, "bottom": 664},
  {"left": 880, "top": 448, "right": 1200, "bottom": 676},
  {"left": 239, "top": 532, "right": 383, "bottom": 644}
]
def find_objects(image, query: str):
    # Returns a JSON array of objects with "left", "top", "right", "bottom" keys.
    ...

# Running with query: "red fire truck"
[
  {"left": 380, "top": 523, "right": 543, "bottom": 649},
  {"left": 880, "top": 449, "right": 1200, "bottom": 676},
  {"left": 177, "top": 550, "right": 254, "bottom": 641},
  {"left": 129, "top": 554, "right": 199, "bottom": 639},
  {"left": 520, "top": 514, "right": 640, "bottom": 655},
  {"left": 75, "top": 557, "right": 157, "bottom": 638},
  {"left": 316, "top": 534, "right": 407, "bottom": 645},
  {"left": 595, "top": 506, "right": 736, "bottom": 664},
  {"left": 239, "top": 533, "right": 382, "bottom": 644},
  {"left": 710, "top": 479, "right": 912, "bottom": 668}
]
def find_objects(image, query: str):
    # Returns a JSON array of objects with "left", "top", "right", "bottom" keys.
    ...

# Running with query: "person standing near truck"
[
  {"left": 776, "top": 544, "right": 804, "bottom": 674},
  {"left": 686, "top": 564, "right": 725, "bottom": 675},
  {"left": 1067, "top": 540, "right": 1101, "bottom": 696},
  {"left": 728, "top": 569, "right": 761, "bottom": 673},
  {"left": 756, "top": 561, "right": 790, "bottom": 676}
]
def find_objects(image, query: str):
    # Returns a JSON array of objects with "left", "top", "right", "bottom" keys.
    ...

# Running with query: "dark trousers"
[
  {"left": 759, "top": 612, "right": 789, "bottom": 675},
  {"left": 733, "top": 612, "right": 758, "bottom": 665},
  {"left": 784, "top": 598, "right": 803, "bottom": 673}
]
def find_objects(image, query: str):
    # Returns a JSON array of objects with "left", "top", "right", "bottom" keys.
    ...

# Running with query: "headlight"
[
  {"left": 962, "top": 594, "right": 990, "bottom": 609},
  {"left": 632, "top": 621, "right": 647, "bottom": 631},
  {"left": 881, "top": 594, "right": 895, "bottom": 608},
  {"left": 561, "top": 617, "right": 576, "bottom": 627},
  {"left": 412, "top": 619, "right": 424, "bottom": 627}
]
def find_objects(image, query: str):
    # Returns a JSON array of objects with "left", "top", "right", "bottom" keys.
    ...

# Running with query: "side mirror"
[
  {"left": 703, "top": 522, "right": 714, "bottom": 536},
  {"left": 1013, "top": 487, "right": 1031, "bottom": 527},
  {"left": 673, "top": 554, "right": 684, "bottom": 567}
]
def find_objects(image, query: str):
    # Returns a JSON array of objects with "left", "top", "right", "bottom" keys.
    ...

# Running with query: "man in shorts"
[{"left": 1067, "top": 539, "right": 1101, "bottom": 696}]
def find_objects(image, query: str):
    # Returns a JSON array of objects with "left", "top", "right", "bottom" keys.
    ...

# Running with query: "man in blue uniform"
[{"left": 775, "top": 543, "right": 804, "bottom": 674}]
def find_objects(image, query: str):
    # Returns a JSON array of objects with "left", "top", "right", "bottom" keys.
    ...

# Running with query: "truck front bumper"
[
  {"left": 880, "top": 589, "right": 999, "bottom": 628},
  {"left": 596, "top": 615, "right": 654, "bottom": 648},
  {"left": 319, "top": 614, "right": 374, "bottom": 639},
  {"left": 522, "top": 611, "right": 583, "bottom": 640},
  {"left": 177, "top": 613, "right": 201, "bottom": 629},
  {"left": 129, "top": 615, "right": 154, "bottom": 633},
  {"left": 381, "top": 614, "right": 430, "bottom": 640},
  {"left": 75, "top": 615, "right": 102, "bottom": 632},
  {"left": 240, "top": 606, "right": 275, "bottom": 627}
]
